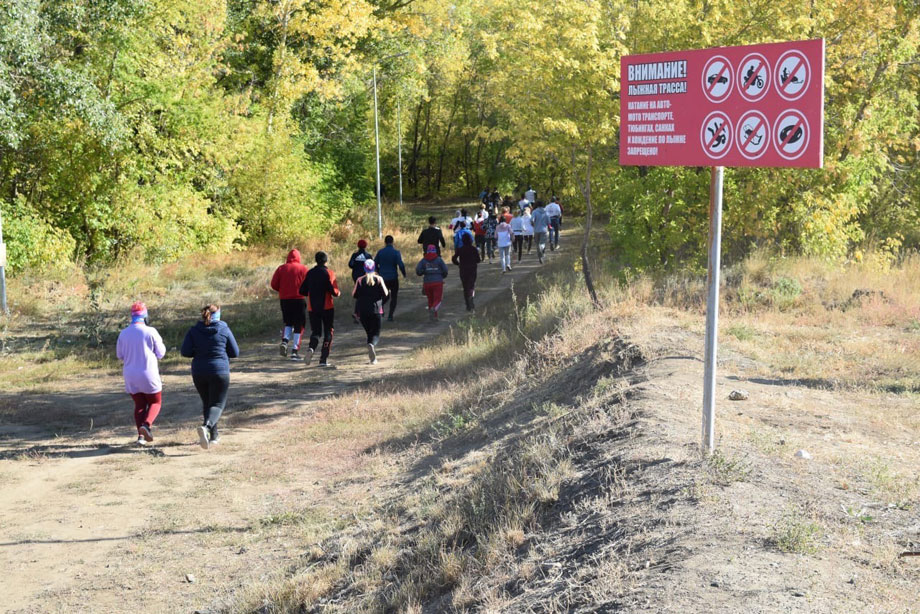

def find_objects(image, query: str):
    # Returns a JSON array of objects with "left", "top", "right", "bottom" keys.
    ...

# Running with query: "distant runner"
[
  {"left": 451, "top": 232, "right": 481, "bottom": 311},
  {"left": 496, "top": 215, "right": 514, "bottom": 273},
  {"left": 352, "top": 260, "right": 389, "bottom": 364},
  {"left": 180, "top": 304, "right": 240, "bottom": 450},
  {"left": 473, "top": 209, "right": 488, "bottom": 261},
  {"left": 116, "top": 302, "right": 166, "bottom": 445},
  {"left": 299, "top": 251, "right": 341, "bottom": 367},
  {"left": 510, "top": 210, "right": 525, "bottom": 262},
  {"left": 531, "top": 200, "right": 550, "bottom": 264},
  {"left": 270, "top": 249, "right": 308, "bottom": 361},
  {"left": 416, "top": 245, "right": 449, "bottom": 321},
  {"left": 521, "top": 206, "right": 534, "bottom": 254},
  {"left": 373, "top": 235, "right": 407, "bottom": 322},
  {"left": 545, "top": 197, "right": 563, "bottom": 250},
  {"left": 417, "top": 216, "right": 447, "bottom": 255},
  {"left": 524, "top": 185, "right": 536, "bottom": 205},
  {"left": 453, "top": 221, "right": 474, "bottom": 251},
  {"left": 518, "top": 193, "right": 529, "bottom": 214},
  {"left": 483, "top": 211, "right": 498, "bottom": 263}
]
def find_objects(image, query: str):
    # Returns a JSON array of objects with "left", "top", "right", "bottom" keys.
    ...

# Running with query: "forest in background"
[{"left": 2, "top": 0, "right": 918, "bottom": 273}]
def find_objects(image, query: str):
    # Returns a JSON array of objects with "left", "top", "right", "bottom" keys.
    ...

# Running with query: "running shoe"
[
  {"left": 139, "top": 425, "right": 153, "bottom": 442},
  {"left": 305, "top": 347, "right": 315, "bottom": 365},
  {"left": 279, "top": 339, "right": 288, "bottom": 357},
  {"left": 291, "top": 350, "right": 303, "bottom": 361},
  {"left": 367, "top": 343, "right": 377, "bottom": 364},
  {"left": 197, "top": 425, "right": 211, "bottom": 450},
  {"left": 136, "top": 436, "right": 146, "bottom": 446}
]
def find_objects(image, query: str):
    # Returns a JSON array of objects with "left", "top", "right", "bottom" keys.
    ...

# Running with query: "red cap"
[
  {"left": 130, "top": 301, "right": 147, "bottom": 316},
  {"left": 357, "top": 239, "right": 368, "bottom": 249}
]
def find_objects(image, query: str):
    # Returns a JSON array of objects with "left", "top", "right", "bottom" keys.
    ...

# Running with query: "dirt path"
[{"left": 0, "top": 206, "right": 576, "bottom": 613}]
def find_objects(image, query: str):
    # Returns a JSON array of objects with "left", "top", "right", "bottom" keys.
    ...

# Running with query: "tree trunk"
[{"left": 576, "top": 145, "right": 600, "bottom": 308}]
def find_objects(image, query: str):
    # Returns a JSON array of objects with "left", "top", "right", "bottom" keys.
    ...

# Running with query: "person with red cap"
[
  {"left": 352, "top": 259, "right": 389, "bottom": 364},
  {"left": 270, "top": 248, "right": 308, "bottom": 361},
  {"left": 348, "top": 239, "right": 372, "bottom": 323},
  {"left": 415, "top": 244, "right": 448, "bottom": 321},
  {"left": 116, "top": 302, "right": 167, "bottom": 445}
]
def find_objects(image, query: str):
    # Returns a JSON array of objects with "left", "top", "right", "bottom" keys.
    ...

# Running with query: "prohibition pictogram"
[
  {"left": 775, "top": 50, "right": 810, "bottom": 101},
  {"left": 700, "top": 111, "right": 732, "bottom": 159},
  {"left": 702, "top": 55, "right": 733, "bottom": 103},
  {"left": 736, "top": 110, "right": 770, "bottom": 160},
  {"left": 737, "top": 53, "right": 770, "bottom": 102},
  {"left": 773, "top": 109, "right": 809, "bottom": 160}
]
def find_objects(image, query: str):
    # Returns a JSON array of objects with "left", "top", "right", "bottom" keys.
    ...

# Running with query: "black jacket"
[{"left": 417, "top": 226, "right": 446, "bottom": 255}]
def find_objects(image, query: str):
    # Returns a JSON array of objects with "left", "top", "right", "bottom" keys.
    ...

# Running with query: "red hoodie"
[{"left": 270, "top": 249, "right": 308, "bottom": 299}]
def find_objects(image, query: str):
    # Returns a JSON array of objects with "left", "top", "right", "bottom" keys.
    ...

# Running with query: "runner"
[
  {"left": 448, "top": 209, "right": 463, "bottom": 231},
  {"left": 521, "top": 205, "right": 534, "bottom": 254},
  {"left": 472, "top": 209, "right": 487, "bottom": 261},
  {"left": 518, "top": 193, "right": 529, "bottom": 214},
  {"left": 496, "top": 214, "right": 514, "bottom": 272},
  {"left": 352, "top": 260, "right": 389, "bottom": 364},
  {"left": 453, "top": 220, "right": 473, "bottom": 251},
  {"left": 416, "top": 245, "right": 449, "bottom": 321},
  {"left": 270, "top": 248, "right": 308, "bottom": 361},
  {"left": 531, "top": 200, "right": 550, "bottom": 264},
  {"left": 451, "top": 232, "right": 481, "bottom": 311},
  {"left": 484, "top": 211, "right": 498, "bottom": 263},
  {"left": 510, "top": 210, "right": 525, "bottom": 262},
  {"left": 373, "top": 235, "right": 406, "bottom": 322},
  {"left": 417, "top": 216, "right": 446, "bottom": 255},
  {"left": 116, "top": 302, "right": 166, "bottom": 445},
  {"left": 524, "top": 185, "right": 536, "bottom": 205},
  {"left": 348, "top": 239, "right": 372, "bottom": 323},
  {"left": 545, "top": 197, "right": 563, "bottom": 250},
  {"left": 180, "top": 304, "right": 240, "bottom": 450},
  {"left": 299, "top": 251, "right": 341, "bottom": 367},
  {"left": 500, "top": 206, "right": 513, "bottom": 224}
]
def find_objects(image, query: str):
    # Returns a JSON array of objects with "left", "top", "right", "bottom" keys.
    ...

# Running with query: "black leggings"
[
  {"left": 360, "top": 313, "right": 382, "bottom": 346},
  {"left": 382, "top": 278, "right": 399, "bottom": 318},
  {"left": 309, "top": 308, "right": 335, "bottom": 363},
  {"left": 514, "top": 235, "right": 524, "bottom": 260},
  {"left": 524, "top": 235, "right": 533, "bottom": 253},
  {"left": 192, "top": 372, "right": 230, "bottom": 430}
]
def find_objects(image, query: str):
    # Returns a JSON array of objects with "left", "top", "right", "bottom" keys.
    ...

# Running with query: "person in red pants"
[
  {"left": 116, "top": 302, "right": 166, "bottom": 445},
  {"left": 415, "top": 244, "right": 448, "bottom": 321}
]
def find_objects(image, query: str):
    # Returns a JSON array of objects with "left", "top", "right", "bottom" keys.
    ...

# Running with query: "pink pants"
[{"left": 131, "top": 392, "right": 162, "bottom": 429}]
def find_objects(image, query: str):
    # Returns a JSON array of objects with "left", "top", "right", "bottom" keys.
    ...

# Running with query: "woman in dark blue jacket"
[{"left": 181, "top": 304, "right": 240, "bottom": 450}]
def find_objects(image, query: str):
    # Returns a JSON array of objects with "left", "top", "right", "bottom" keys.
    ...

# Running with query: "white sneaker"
[
  {"left": 367, "top": 343, "right": 377, "bottom": 364},
  {"left": 290, "top": 350, "right": 303, "bottom": 361},
  {"left": 197, "top": 425, "right": 210, "bottom": 450},
  {"left": 136, "top": 436, "right": 146, "bottom": 446},
  {"left": 305, "top": 347, "right": 314, "bottom": 365},
  {"left": 139, "top": 425, "right": 153, "bottom": 442},
  {"left": 279, "top": 340, "right": 288, "bottom": 357}
]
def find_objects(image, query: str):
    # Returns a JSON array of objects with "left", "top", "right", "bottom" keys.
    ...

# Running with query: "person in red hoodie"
[{"left": 270, "top": 249, "right": 308, "bottom": 361}]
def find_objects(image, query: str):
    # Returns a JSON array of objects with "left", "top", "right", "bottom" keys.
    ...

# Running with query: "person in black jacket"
[
  {"left": 417, "top": 216, "right": 446, "bottom": 255},
  {"left": 451, "top": 232, "right": 481, "bottom": 311},
  {"left": 347, "top": 239, "right": 372, "bottom": 323},
  {"left": 352, "top": 260, "right": 389, "bottom": 364},
  {"left": 298, "top": 251, "right": 341, "bottom": 367},
  {"left": 180, "top": 304, "right": 240, "bottom": 450}
]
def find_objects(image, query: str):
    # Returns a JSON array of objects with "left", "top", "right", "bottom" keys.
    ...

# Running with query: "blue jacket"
[
  {"left": 531, "top": 207, "right": 550, "bottom": 233},
  {"left": 373, "top": 245, "right": 406, "bottom": 280},
  {"left": 180, "top": 320, "right": 240, "bottom": 376},
  {"left": 453, "top": 228, "right": 473, "bottom": 249}
]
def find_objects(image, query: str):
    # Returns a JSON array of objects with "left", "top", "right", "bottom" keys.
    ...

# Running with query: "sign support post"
[
  {"left": 702, "top": 166, "right": 723, "bottom": 453},
  {"left": 0, "top": 201, "right": 7, "bottom": 315}
]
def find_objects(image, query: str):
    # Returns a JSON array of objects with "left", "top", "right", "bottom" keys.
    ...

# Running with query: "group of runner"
[{"left": 115, "top": 191, "right": 561, "bottom": 449}]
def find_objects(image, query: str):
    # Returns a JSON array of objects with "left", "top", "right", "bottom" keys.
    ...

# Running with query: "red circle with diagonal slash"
[
  {"left": 736, "top": 53, "right": 770, "bottom": 102},
  {"left": 702, "top": 55, "right": 733, "bottom": 103},
  {"left": 700, "top": 111, "right": 732, "bottom": 159},
  {"left": 774, "top": 50, "right": 811, "bottom": 101},
  {"left": 736, "top": 110, "right": 770, "bottom": 160},
  {"left": 773, "top": 109, "right": 809, "bottom": 160}
]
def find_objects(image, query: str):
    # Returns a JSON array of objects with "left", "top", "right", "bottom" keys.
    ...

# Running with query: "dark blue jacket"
[
  {"left": 180, "top": 320, "right": 240, "bottom": 376},
  {"left": 373, "top": 245, "right": 406, "bottom": 280}
]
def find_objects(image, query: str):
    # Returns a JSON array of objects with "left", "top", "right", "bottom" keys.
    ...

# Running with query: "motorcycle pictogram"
[
  {"left": 744, "top": 65, "right": 764, "bottom": 89},
  {"left": 781, "top": 67, "right": 802, "bottom": 85}
]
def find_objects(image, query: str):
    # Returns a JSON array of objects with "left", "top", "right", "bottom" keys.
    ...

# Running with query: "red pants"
[
  {"left": 131, "top": 392, "right": 162, "bottom": 428},
  {"left": 423, "top": 282, "right": 444, "bottom": 312}
]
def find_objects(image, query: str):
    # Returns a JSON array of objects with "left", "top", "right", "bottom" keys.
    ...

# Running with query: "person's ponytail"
[{"left": 201, "top": 304, "right": 219, "bottom": 325}]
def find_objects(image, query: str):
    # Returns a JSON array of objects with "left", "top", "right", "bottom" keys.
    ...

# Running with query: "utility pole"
[
  {"left": 397, "top": 99, "right": 403, "bottom": 208},
  {"left": 373, "top": 65, "right": 383, "bottom": 239},
  {"left": 0, "top": 202, "right": 8, "bottom": 315}
]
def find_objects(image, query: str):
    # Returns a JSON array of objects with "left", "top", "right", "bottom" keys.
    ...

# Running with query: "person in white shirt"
[
  {"left": 495, "top": 218, "right": 514, "bottom": 272},
  {"left": 545, "top": 197, "right": 563, "bottom": 250},
  {"left": 524, "top": 186, "right": 536, "bottom": 204},
  {"left": 521, "top": 207, "right": 534, "bottom": 254},
  {"left": 518, "top": 193, "right": 529, "bottom": 214},
  {"left": 510, "top": 213, "right": 525, "bottom": 262}
]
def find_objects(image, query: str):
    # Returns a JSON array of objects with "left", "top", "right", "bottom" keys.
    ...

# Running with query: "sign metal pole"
[
  {"left": 373, "top": 65, "right": 383, "bottom": 239},
  {"left": 397, "top": 99, "right": 403, "bottom": 208},
  {"left": 702, "top": 165, "right": 724, "bottom": 453},
  {"left": 0, "top": 202, "right": 7, "bottom": 315}
]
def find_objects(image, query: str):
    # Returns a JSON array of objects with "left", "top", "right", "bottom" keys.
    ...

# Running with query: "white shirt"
[
  {"left": 510, "top": 217, "right": 524, "bottom": 234},
  {"left": 524, "top": 189, "right": 536, "bottom": 203},
  {"left": 521, "top": 213, "right": 534, "bottom": 235},
  {"left": 545, "top": 202, "right": 562, "bottom": 217},
  {"left": 518, "top": 198, "right": 529, "bottom": 212},
  {"left": 496, "top": 223, "right": 513, "bottom": 247}
]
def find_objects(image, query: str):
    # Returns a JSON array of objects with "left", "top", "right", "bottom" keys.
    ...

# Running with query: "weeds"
[
  {"left": 773, "top": 508, "right": 824, "bottom": 554},
  {"left": 706, "top": 450, "right": 752, "bottom": 486}
]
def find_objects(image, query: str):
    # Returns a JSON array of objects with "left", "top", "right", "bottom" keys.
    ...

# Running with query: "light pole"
[
  {"left": 397, "top": 99, "right": 403, "bottom": 208},
  {"left": 0, "top": 203, "right": 7, "bottom": 315},
  {"left": 373, "top": 51, "right": 408, "bottom": 239}
]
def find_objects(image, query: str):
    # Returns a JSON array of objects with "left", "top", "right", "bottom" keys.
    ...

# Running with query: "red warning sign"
[{"left": 620, "top": 39, "right": 824, "bottom": 168}]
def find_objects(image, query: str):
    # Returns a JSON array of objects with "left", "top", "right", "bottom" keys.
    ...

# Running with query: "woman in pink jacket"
[{"left": 116, "top": 302, "right": 167, "bottom": 445}]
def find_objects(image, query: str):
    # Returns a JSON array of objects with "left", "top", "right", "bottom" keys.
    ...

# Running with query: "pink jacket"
[{"left": 116, "top": 323, "right": 166, "bottom": 394}]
